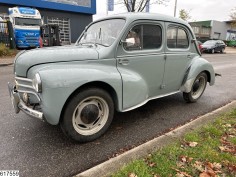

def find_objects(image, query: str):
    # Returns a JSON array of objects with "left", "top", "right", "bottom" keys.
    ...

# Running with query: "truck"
[{"left": 8, "top": 7, "right": 42, "bottom": 48}]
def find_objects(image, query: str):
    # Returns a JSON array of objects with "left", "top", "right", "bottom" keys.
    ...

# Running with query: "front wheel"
[
  {"left": 211, "top": 49, "right": 215, "bottom": 54},
  {"left": 183, "top": 72, "right": 207, "bottom": 103},
  {"left": 60, "top": 88, "right": 114, "bottom": 142}
]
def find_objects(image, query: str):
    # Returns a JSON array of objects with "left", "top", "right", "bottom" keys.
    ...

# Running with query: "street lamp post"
[{"left": 174, "top": 0, "right": 177, "bottom": 17}]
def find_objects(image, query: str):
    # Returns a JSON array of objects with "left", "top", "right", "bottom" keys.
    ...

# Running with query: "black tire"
[
  {"left": 183, "top": 72, "right": 207, "bottom": 103},
  {"left": 221, "top": 48, "right": 225, "bottom": 53},
  {"left": 211, "top": 49, "right": 215, "bottom": 54},
  {"left": 60, "top": 87, "right": 114, "bottom": 143}
]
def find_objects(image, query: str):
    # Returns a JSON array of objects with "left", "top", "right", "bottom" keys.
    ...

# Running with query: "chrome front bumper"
[{"left": 8, "top": 82, "right": 43, "bottom": 120}]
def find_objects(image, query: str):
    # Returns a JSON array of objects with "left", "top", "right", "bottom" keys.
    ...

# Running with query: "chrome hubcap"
[
  {"left": 72, "top": 96, "right": 109, "bottom": 136},
  {"left": 192, "top": 76, "right": 206, "bottom": 100}
]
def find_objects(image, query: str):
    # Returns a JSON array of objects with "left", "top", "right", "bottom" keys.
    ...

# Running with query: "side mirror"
[
  {"left": 120, "top": 37, "right": 135, "bottom": 46},
  {"left": 191, "top": 39, "right": 196, "bottom": 43},
  {"left": 125, "top": 38, "right": 135, "bottom": 46}
]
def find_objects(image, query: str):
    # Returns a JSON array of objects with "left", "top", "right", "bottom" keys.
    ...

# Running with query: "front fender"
[
  {"left": 28, "top": 61, "right": 122, "bottom": 125},
  {"left": 181, "top": 56, "right": 215, "bottom": 93}
]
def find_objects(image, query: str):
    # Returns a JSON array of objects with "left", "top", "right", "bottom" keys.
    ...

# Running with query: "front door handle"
[
  {"left": 187, "top": 54, "right": 192, "bottom": 59},
  {"left": 118, "top": 59, "right": 130, "bottom": 65}
]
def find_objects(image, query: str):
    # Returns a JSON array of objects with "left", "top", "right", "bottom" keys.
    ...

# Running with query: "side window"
[
  {"left": 167, "top": 26, "right": 189, "bottom": 49},
  {"left": 143, "top": 25, "right": 162, "bottom": 49},
  {"left": 124, "top": 25, "right": 142, "bottom": 51},
  {"left": 177, "top": 28, "right": 188, "bottom": 48},
  {"left": 124, "top": 24, "right": 162, "bottom": 51},
  {"left": 167, "top": 27, "right": 177, "bottom": 48}
]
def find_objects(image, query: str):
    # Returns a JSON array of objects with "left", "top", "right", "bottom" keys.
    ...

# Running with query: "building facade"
[
  {"left": 0, "top": 0, "right": 96, "bottom": 44},
  {"left": 189, "top": 20, "right": 236, "bottom": 42}
]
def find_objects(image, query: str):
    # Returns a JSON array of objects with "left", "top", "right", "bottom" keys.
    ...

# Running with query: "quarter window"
[
  {"left": 167, "top": 26, "right": 189, "bottom": 49},
  {"left": 124, "top": 24, "right": 162, "bottom": 51}
]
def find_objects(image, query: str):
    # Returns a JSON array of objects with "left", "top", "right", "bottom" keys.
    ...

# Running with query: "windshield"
[
  {"left": 78, "top": 19, "right": 125, "bottom": 47},
  {"left": 203, "top": 40, "right": 216, "bottom": 45},
  {"left": 15, "top": 17, "right": 41, "bottom": 26}
]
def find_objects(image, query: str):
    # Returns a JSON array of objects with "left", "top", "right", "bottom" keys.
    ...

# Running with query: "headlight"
[{"left": 32, "top": 73, "right": 42, "bottom": 93}]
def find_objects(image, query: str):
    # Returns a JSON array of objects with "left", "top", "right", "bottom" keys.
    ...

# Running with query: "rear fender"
[{"left": 180, "top": 56, "right": 215, "bottom": 93}]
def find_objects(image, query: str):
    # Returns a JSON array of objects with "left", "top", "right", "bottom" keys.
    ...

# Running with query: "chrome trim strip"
[
  {"left": 15, "top": 77, "right": 32, "bottom": 82},
  {"left": 18, "top": 100, "right": 43, "bottom": 120},
  {"left": 122, "top": 91, "right": 180, "bottom": 112},
  {"left": 17, "top": 90, "right": 41, "bottom": 101},
  {"left": 17, "top": 83, "right": 34, "bottom": 89}
]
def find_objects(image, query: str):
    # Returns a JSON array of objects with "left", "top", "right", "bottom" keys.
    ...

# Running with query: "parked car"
[
  {"left": 8, "top": 13, "right": 216, "bottom": 143},
  {"left": 202, "top": 40, "right": 226, "bottom": 54}
]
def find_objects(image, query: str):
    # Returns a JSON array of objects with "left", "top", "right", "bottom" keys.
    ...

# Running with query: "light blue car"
[{"left": 8, "top": 13, "right": 215, "bottom": 142}]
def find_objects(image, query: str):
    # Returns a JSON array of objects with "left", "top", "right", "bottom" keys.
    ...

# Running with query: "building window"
[
  {"left": 47, "top": 17, "right": 71, "bottom": 45},
  {"left": 201, "top": 27, "right": 210, "bottom": 35},
  {"left": 192, "top": 26, "right": 200, "bottom": 33}
]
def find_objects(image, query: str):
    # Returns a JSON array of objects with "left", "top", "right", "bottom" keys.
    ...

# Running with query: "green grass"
[{"left": 112, "top": 109, "right": 236, "bottom": 177}]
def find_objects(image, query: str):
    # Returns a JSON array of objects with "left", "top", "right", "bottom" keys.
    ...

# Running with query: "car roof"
[{"left": 96, "top": 12, "right": 190, "bottom": 27}]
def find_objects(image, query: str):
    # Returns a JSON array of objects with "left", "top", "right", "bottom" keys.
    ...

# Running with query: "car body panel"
[
  {"left": 27, "top": 60, "right": 122, "bottom": 124},
  {"left": 14, "top": 46, "right": 99, "bottom": 77}
]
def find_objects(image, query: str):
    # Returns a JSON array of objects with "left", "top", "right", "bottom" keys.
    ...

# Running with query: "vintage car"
[{"left": 8, "top": 13, "right": 215, "bottom": 142}]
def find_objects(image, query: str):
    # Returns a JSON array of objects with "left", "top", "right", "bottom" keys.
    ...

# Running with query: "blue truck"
[{"left": 8, "top": 7, "right": 42, "bottom": 48}]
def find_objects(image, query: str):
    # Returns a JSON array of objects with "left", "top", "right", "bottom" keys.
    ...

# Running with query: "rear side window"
[{"left": 167, "top": 26, "right": 189, "bottom": 49}]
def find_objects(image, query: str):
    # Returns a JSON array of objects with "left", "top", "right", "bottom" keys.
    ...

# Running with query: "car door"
[
  {"left": 163, "top": 23, "right": 192, "bottom": 93},
  {"left": 116, "top": 21, "right": 165, "bottom": 110}
]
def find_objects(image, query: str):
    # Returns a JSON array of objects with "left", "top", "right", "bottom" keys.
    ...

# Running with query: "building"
[
  {"left": 189, "top": 20, "right": 236, "bottom": 42},
  {"left": 0, "top": 0, "right": 96, "bottom": 44}
]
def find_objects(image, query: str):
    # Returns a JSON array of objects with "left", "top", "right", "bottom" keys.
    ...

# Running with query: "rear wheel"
[
  {"left": 221, "top": 48, "right": 225, "bottom": 53},
  {"left": 183, "top": 72, "right": 207, "bottom": 103},
  {"left": 60, "top": 87, "right": 114, "bottom": 142},
  {"left": 211, "top": 49, "right": 215, "bottom": 54}
]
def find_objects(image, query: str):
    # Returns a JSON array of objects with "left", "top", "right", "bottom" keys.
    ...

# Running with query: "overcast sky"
[{"left": 93, "top": 0, "right": 236, "bottom": 22}]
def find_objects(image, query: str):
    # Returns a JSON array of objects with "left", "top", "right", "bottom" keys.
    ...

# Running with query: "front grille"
[
  {"left": 15, "top": 77, "right": 40, "bottom": 102},
  {"left": 25, "top": 37, "right": 39, "bottom": 44}
]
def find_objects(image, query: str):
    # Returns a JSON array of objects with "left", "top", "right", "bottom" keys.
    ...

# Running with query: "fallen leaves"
[
  {"left": 128, "top": 172, "right": 138, "bottom": 177},
  {"left": 218, "top": 125, "right": 236, "bottom": 155},
  {"left": 188, "top": 142, "right": 198, "bottom": 147},
  {"left": 181, "top": 140, "right": 199, "bottom": 148}
]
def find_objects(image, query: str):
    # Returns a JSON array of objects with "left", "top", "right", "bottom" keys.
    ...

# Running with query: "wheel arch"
[{"left": 59, "top": 81, "right": 119, "bottom": 123}]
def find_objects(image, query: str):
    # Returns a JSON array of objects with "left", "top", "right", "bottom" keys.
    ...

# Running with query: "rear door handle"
[{"left": 118, "top": 59, "right": 130, "bottom": 65}]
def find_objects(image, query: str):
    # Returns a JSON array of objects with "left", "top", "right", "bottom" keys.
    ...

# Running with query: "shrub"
[{"left": 0, "top": 43, "right": 17, "bottom": 57}]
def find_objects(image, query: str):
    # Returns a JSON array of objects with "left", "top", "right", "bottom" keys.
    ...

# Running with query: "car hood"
[{"left": 14, "top": 45, "right": 99, "bottom": 77}]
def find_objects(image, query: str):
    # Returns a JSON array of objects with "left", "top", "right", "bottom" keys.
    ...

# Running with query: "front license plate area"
[{"left": 8, "top": 83, "right": 20, "bottom": 113}]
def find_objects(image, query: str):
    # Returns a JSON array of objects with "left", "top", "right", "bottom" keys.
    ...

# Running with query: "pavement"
[
  {"left": 0, "top": 47, "right": 236, "bottom": 67},
  {"left": 0, "top": 56, "right": 15, "bottom": 67},
  {"left": 76, "top": 101, "right": 236, "bottom": 177}
]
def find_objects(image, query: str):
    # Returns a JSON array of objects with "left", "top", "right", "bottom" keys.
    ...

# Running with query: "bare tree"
[
  {"left": 117, "top": 0, "right": 169, "bottom": 12},
  {"left": 179, "top": 9, "right": 191, "bottom": 21},
  {"left": 228, "top": 7, "right": 236, "bottom": 41},
  {"left": 230, "top": 7, "right": 236, "bottom": 27}
]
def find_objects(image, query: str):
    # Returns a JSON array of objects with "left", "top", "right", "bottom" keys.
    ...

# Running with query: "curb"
[
  {"left": 75, "top": 101, "right": 236, "bottom": 177},
  {"left": 0, "top": 63, "right": 13, "bottom": 67}
]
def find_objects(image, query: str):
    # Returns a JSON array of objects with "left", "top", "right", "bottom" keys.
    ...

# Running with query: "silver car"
[{"left": 8, "top": 13, "right": 215, "bottom": 142}]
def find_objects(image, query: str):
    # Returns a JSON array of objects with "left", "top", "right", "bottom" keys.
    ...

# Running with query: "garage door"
[{"left": 47, "top": 17, "right": 71, "bottom": 45}]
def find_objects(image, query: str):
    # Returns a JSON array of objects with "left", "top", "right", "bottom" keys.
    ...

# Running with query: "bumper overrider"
[{"left": 7, "top": 76, "right": 44, "bottom": 120}]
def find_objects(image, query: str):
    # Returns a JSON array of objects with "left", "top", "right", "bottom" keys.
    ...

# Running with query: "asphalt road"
[{"left": 0, "top": 53, "right": 236, "bottom": 177}]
